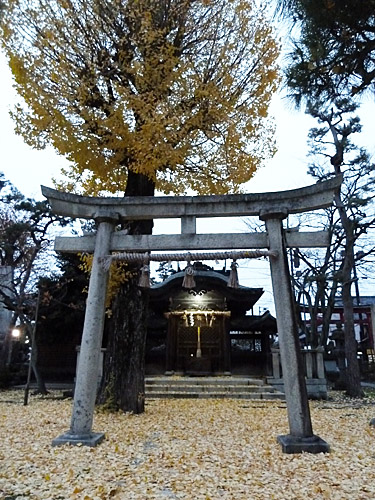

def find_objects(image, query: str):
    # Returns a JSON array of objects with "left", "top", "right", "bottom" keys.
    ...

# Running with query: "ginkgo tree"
[
  {"left": 1, "top": 0, "right": 280, "bottom": 412},
  {"left": 1, "top": 0, "right": 279, "bottom": 196}
]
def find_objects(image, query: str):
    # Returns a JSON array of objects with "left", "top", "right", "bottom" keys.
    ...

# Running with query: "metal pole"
[{"left": 24, "top": 289, "right": 40, "bottom": 406}]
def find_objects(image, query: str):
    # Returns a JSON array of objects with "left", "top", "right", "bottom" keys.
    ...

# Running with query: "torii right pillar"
[{"left": 260, "top": 209, "right": 330, "bottom": 454}]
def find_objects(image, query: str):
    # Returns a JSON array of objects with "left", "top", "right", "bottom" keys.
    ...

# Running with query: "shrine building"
[{"left": 145, "top": 262, "right": 277, "bottom": 377}]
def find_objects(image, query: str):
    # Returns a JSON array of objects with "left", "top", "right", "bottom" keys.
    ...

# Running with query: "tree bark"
[
  {"left": 321, "top": 280, "right": 338, "bottom": 347},
  {"left": 340, "top": 229, "right": 363, "bottom": 397},
  {"left": 334, "top": 191, "right": 363, "bottom": 397},
  {"left": 327, "top": 115, "right": 363, "bottom": 398},
  {"left": 97, "top": 171, "right": 154, "bottom": 413},
  {"left": 341, "top": 274, "right": 363, "bottom": 397},
  {"left": 97, "top": 275, "right": 148, "bottom": 413}
]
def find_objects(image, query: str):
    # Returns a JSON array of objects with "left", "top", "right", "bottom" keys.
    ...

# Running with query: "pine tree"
[
  {"left": 276, "top": 0, "right": 375, "bottom": 102},
  {"left": 294, "top": 99, "right": 375, "bottom": 396}
]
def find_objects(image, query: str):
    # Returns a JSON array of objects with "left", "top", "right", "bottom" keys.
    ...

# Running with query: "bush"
[{"left": 0, "top": 368, "right": 12, "bottom": 389}]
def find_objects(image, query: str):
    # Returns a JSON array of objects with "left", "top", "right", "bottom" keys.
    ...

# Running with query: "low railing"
[{"left": 268, "top": 347, "right": 327, "bottom": 399}]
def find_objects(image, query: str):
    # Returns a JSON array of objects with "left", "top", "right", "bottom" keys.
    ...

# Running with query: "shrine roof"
[
  {"left": 149, "top": 266, "right": 263, "bottom": 313},
  {"left": 230, "top": 311, "right": 277, "bottom": 332},
  {"left": 334, "top": 296, "right": 375, "bottom": 308}
]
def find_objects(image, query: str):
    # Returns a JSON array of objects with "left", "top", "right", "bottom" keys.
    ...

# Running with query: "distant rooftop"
[{"left": 335, "top": 296, "right": 375, "bottom": 307}]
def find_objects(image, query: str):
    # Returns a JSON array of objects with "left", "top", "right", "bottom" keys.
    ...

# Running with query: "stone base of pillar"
[
  {"left": 277, "top": 434, "right": 330, "bottom": 454},
  {"left": 52, "top": 431, "right": 105, "bottom": 447}
]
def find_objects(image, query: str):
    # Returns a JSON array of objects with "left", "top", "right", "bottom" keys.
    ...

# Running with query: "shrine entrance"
[
  {"left": 175, "top": 316, "right": 225, "bottom": 374},
  {"left": 43, "top": 175, "right": 341, "bottom": 453}
]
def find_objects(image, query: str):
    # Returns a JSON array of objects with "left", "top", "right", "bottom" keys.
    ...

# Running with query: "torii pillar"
[
  {"left": 260, "top": 209, "right": 329, "bottom": 453},
  {"left": 52, "top": 211, "right": 118, "bottom": 446}
]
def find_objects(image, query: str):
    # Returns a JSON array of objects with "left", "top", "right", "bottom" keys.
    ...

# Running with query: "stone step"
[
  {"left": 145, "top": 384, "right": 277, "bottom": 393},
  {"left": 146, "top": 391, "right": 285, "bottom": 400},
  {"left": 145, "top": 377, "right": 266, "bottom": 386},
  {"left": 144, "top": 376, "right": 285, "bottom": 400}
]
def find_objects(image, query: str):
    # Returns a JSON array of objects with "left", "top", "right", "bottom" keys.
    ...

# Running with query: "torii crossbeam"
[{"left": 43, "top": 175, "right": 342, "bottom": 453}]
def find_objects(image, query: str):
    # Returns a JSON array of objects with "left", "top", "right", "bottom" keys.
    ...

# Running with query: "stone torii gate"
[{"left": 43, "top": 175, "right": 342, "bottom": 453}]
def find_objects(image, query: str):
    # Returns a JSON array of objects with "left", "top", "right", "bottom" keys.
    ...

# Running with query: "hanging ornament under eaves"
[
  {"left": 138, "top": 260, "right": 151, "bottom": 288},
  {"left": 182, "top": 312, "right": 189, "bottom": 327},
  {"left": 182, "top": 261, "right": 196, "bottom": 289},
  {"left": 227, "top": 260, "right": 239, "bottom": 288}
]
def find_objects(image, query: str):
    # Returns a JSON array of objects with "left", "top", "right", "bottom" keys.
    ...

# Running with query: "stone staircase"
[{"left": 145, "top": 376, "right": 285, "bottom": 400}]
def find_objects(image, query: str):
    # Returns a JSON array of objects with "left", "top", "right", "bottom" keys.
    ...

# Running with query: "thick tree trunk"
[
  {"left": 340, "top": 237, "right": 363, "bottom": 397},
  {"left": 97, "top": 273, "right": 148, "bottom": 413},
  {"left": 97, "top": 171, "right": 154, "bottom": 413}
]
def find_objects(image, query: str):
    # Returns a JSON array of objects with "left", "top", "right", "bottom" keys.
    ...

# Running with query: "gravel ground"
[{"left": 1, "top": 389, "right": 375, "bottom": 499}]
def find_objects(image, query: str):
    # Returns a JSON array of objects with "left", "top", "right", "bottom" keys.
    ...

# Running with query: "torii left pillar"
[{"left": 52, "top": 212, "right": 117, "bottom": 446}]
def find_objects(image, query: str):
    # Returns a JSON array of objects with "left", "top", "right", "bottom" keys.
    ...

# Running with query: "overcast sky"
[{"left": 1, "top": 50, "right": 374, "bottom": 313}]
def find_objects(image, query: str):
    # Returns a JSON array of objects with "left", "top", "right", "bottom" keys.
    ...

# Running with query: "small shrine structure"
[{"left": 146, "top": 263, "right": 277, "bottom": 376}]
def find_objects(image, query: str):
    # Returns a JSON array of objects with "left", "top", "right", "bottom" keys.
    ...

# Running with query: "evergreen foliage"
[{"left": 277, "top": 0, "right": 375, "bottom": 102}]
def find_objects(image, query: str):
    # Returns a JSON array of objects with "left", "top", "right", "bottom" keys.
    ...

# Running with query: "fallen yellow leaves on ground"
[{"left": 1, "top": 390, "right": 375, "bottom": 499}]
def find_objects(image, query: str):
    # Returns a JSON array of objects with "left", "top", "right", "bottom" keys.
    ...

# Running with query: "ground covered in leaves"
[{"left": 1, "top": 390, "right": 375, "bottom": 499}]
